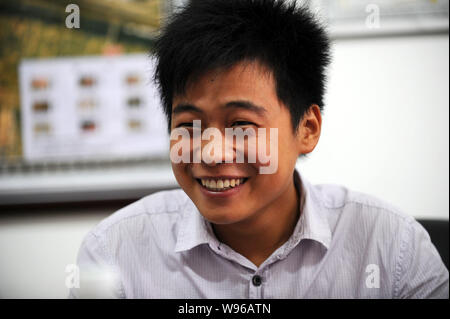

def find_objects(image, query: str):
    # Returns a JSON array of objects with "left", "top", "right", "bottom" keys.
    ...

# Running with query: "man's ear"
[{"left": 296, "top": 104, "right": 322, "bottom": 156}]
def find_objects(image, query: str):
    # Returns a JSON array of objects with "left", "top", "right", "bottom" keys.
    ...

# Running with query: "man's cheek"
[
  {"left": 243, "top": 129, "right": 279, "bottom": 175},
  {"left": 171, "top": 163, "right": 189, "bottom": 188}
]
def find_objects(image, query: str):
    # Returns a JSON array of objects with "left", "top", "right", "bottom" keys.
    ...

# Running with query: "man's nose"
[{"left": 197, "top": 131, "right": 235, "bottom": 166}]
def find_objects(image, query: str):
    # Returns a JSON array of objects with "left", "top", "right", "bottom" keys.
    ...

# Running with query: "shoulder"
[
  {"left": 307, "top": 182, "right": 422, "bottom": 250},
  {"left": 308, "top": 182, "right": 448, "bottom": 298},
  {"left": 310, "top": 182, "right": 415, "bottom": 226},
  {"left": 88, "top": 189, "right": 191, "bottom": 238},
  {"left": 308, "top": 182, "right": 437, "bottom": 265}
]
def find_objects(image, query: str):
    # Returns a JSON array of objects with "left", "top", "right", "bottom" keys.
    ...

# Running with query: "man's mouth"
[{"left": 195, "top": 177, "right": 249, "bottom": 192}]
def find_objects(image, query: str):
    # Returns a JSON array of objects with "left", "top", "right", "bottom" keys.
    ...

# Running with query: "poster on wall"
[{"left": 19, "top": 54, "right": 169, "bottom": 162}]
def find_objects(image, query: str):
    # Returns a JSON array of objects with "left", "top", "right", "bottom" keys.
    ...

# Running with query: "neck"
[{"left": 212, "top": 174, "right": 300, "bottom": 267}]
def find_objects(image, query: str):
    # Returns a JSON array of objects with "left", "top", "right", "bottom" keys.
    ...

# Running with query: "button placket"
[
  {"left": 252, "top": 274, "right": 262, "bottom": 287},
  {"left": 248, "top": 272, "right": 264, "bottom": 299},
  {"left": 261, "top": 268, "right": 270, "bottom": 299}
]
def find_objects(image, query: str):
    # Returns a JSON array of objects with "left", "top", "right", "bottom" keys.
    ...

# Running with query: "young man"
[{"left": 70, "top": 0, "right": 448, "bottom": 298}]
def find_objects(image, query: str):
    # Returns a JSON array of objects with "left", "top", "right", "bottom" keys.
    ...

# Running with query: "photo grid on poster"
[{"left": 19, "top": 54, "right": 169, "bottom": 162}]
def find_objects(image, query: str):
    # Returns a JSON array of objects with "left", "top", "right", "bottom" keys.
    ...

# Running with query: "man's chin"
[{"left": 197, "top": 208, "right": 249, "bottom": 225}]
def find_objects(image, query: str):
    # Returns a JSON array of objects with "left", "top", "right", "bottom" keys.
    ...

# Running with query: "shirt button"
[{"left": 252, "top": 275, "right": 262, "bottom": 287}]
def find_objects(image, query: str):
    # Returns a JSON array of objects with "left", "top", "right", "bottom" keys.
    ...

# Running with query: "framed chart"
[{"left": 19, "top": 54, "right": 169, "bottom": 162}]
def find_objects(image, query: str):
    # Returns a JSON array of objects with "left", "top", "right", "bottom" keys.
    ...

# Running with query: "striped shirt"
[{"left": 69, "top": 169, "right": 449, "bottom": 298}]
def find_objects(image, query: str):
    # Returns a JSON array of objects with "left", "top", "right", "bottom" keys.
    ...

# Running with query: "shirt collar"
[
  {"left": 285, "top": 169, "right": 332, "bottom": 252},
  {"left": 174, "top": 169, "right": 332, "bottom": 253},
  {"left": 174, "top": 197, "right": 212, "bottom": 253}
]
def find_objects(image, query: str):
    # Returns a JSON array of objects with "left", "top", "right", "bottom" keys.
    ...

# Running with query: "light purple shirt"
[{"left": 69, "top": 170, "right": 449, "bottom": 298}]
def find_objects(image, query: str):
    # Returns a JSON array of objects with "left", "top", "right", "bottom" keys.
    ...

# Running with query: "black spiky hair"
[{"left": 153, "top": 0, "right": 331, "bottom": 132}]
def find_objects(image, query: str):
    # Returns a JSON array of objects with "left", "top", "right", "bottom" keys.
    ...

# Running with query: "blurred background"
[{"left": 0, "top": 0, "right": 448, "bottom": 298}]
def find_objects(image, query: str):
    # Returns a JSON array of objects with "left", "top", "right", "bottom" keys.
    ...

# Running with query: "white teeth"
[{"left": 199, "top": 178, "right": 246, "bottom": 190}]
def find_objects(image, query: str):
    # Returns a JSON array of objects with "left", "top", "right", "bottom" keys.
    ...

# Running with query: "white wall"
[
  {"left": 297, "top": 34, "right": 449, "bottom": 220},
  {"left": 0, "top": 34, "right": 448, "bottom": 298},
  {"left": 0, "top": 210, "right": 110, "bottom": 298}
]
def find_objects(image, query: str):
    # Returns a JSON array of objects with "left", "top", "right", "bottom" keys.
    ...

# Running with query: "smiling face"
[{"left": 170, "top": 61, "right": 320, "bottom": 226}]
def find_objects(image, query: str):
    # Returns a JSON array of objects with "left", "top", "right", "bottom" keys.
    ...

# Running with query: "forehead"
[{"left": 173, "top": 61, "right": 280, "bottom": 110}]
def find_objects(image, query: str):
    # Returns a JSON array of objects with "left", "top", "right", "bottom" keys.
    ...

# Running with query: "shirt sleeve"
[
  {"left": 395, "top": 218, "right": 449, "bottom": 299},
  {"left": 68, "top": 231, "right": 125, "bottom": 299}
]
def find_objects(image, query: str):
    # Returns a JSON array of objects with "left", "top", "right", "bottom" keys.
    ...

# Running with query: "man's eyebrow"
[
  {"left": 224, "top": 100, "right": 268, "bottom": 117},
  {"left": 172, "top": 103, "right": 204, "bottom": 116},
  {"left": 172, "top": 100, "right": 268, "bottom": 117}
]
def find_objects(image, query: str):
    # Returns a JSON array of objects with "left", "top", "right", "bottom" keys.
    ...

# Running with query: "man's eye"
[
  {"left": 231, "top": 121, "right": 255, "bottom": 127},
  {"left": 176, "top": 122, "right": 194, "bottom": 128}
]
